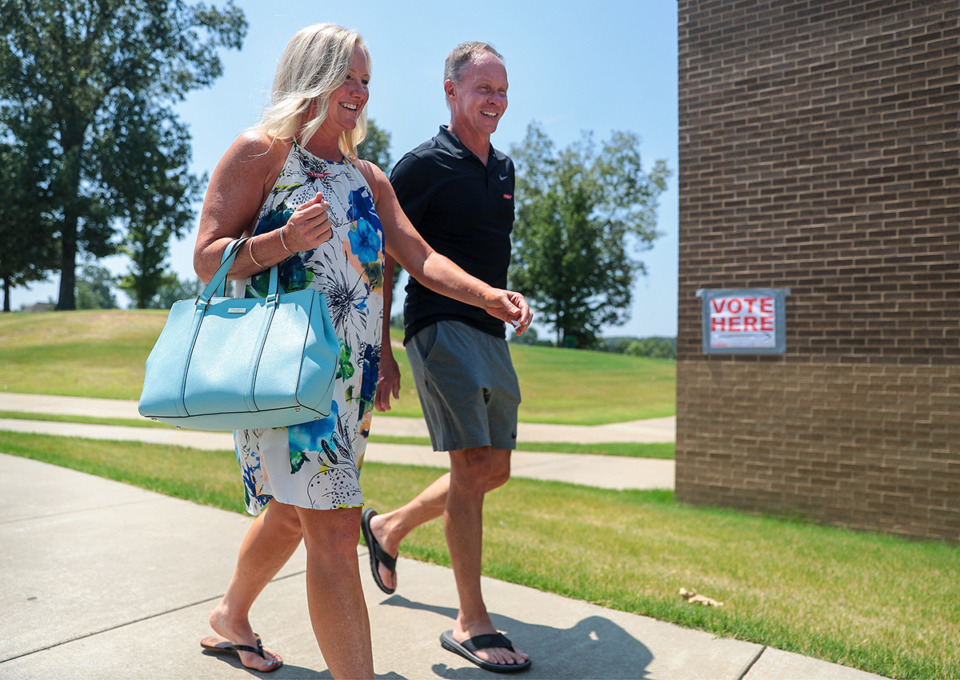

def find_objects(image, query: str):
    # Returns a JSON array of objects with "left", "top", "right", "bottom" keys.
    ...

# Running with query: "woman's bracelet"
[
  {"left": 279, "top": 226, "right": 294, "bottom": 254},
  {"left": 248, "top": 237, "right": 265, "bottom": 268}
]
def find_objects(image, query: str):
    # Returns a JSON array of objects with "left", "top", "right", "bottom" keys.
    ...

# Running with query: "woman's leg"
[
  {"left": 206, "top": 501, "right": 302, "bottom": 671},
  {"left": 296, "top": 505, "right": 374, "bottom": 679}
]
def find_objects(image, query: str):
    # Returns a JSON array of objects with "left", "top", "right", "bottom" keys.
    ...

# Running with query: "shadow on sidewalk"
[
  {"left": 382, "top": 595, "right": 652, "bottom": 679},
  {"left": 200, "top": 652, "right": 407, "bottom": 680}
]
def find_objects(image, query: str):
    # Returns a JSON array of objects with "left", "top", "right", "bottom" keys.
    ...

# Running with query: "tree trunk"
[
  {"left": 2, "top": 277, "right": 10, "bottom": 312},
  {"left": 57, "top": 212, "right": 78, "bottom": 310},
  {"left": 55, "top": 139, "right": 84, "bottom": 311}
]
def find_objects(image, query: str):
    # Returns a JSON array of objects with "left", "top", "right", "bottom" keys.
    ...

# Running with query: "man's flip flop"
[
  {"left": 200, "top": 634, "right": 282, "bottom": 672},
  {"left": 440, "top": 630, "right": 532, "bottom": 674},
  {"left": 361, "top": 507, "right": 397, "bottom": 595}
]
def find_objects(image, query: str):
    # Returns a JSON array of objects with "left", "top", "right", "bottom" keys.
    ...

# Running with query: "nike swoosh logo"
[{"left": 499, "top": 174, "right": 509, "bottom": 181}]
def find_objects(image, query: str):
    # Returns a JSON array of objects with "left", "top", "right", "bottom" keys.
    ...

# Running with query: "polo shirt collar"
[{"left": 437, "top": 125, "right": 507, "bottom": 164}]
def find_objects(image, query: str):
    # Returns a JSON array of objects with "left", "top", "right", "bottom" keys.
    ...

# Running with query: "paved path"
[
  {"left": 0, "top": 393, "right": 890, "bottom": 679},
  {"left": 0, "top": 393, "right": 675, "bottom": 491}
]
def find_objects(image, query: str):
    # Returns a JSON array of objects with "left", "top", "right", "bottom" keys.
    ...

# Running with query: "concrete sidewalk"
[
  {"left": 0, "top": 392, "right": 677, "bottom": 444},
  {"left": 0, "top": 453, "right": 888, "bottom": 680},
  {"left": 0, "top": 393, "right": 675, "bottom": 491},
  {"left": 0, "top": 393, "right": 890, "bottom": 679}
]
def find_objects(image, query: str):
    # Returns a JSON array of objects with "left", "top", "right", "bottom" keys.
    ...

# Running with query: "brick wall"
[{"left": 676, "top": 0, "right": 960, "bottom": 541}]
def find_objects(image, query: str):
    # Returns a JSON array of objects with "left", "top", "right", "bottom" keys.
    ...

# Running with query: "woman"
[{"left": 193, "top": 24, "right": 531, "bottom": 679}]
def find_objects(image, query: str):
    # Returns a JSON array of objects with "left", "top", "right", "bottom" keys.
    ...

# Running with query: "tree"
[
  {"left": 112, "top": 104, "right": 203, "bottom": 308},
  {"left": 358, "top": 118, "right": 404, "bottom": 297},
  {"left": 509, "top": 122, "right": 670, "bottom": 348},
  {"left": 0, "top": 127, "right": 58, "bottom": 312},
  {"left": 625, "top": 337, "right": 676, "bottom": 359},
  {"left": 358, "top": 118, "right": 392, "bottom": 172},
  {"left": 75, "top": 263, "right": 118, "bottom": 309},
  {"left": 149, "top": 271, "right": 203, "bottom": 309},
  {"left": 0, "top": 0, "right": 246, "bottom": 310}
]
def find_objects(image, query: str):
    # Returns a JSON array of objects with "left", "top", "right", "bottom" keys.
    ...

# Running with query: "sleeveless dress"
[{"left": 233, "top": 142, "right": 384, "bottom": 515}]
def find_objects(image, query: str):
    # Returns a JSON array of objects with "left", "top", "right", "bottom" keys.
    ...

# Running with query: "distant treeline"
[
  {"left": 598, "top": 336, "right": 676, "bottom": 359},
  {"left": 389, "top": 314, "right": 676, "bottom": 358}
]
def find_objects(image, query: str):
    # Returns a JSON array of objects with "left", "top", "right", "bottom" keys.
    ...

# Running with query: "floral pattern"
[{"left": 233, "top": 143, "right": 384, "bottom": 515}]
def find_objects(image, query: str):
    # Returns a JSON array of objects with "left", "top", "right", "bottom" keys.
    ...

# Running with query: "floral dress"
[{"left": 234, "top": 142, "right": 384, "bottom": 515}]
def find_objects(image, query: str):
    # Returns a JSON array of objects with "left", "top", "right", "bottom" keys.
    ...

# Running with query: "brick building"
[{"left": 675, "top": 0, "right": 959, "bottom": 541}]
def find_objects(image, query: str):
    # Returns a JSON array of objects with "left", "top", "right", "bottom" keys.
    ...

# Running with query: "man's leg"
[
  {"left": 205, "top": 501, "right": 302, "bottom": 671},
  {"left": 446, "top": 446, "right": 528, "bottom": 668},
  {"left": 368, "top": 449, "right": 511, "bottom": 591}
]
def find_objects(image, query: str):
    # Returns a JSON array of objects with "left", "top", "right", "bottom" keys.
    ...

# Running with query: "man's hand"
[{"left": 485, "top": 289, "right": 534, "bottom": 335}]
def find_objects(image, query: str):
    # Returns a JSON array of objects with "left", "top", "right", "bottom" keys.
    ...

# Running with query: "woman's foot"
[{"left": 203, "top": 605, "right": 282, "bottom": 671}]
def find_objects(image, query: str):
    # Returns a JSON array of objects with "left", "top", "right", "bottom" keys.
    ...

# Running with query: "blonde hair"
[{"left": 254, "top": 23, "right": 369, "bottom": 157}]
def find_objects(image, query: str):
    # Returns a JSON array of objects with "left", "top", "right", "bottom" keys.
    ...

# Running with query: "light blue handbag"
[{"left": 138, "top": 238, "right": 339, "bottom": 431}]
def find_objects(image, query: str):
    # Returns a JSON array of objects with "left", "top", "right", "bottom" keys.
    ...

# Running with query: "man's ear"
[{"left": 443, "top": 79, "right": 456, "bottom": 99}]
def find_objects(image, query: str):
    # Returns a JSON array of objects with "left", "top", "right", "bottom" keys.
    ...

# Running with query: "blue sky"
[{"left": 14, "top": 0, "right": 679, "bottom": 338}]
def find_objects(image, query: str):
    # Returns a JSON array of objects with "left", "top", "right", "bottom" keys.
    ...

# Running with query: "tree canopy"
[
  {"left": 509, "top": 122, "right": 670, "bottom": 348},
  {"left": 0, "top": 125, "right": 58, "bottom": 311},
  {"left": 0, "top": 0, "right": 246, "bottom": 309},
  {"left": 358, "top": 118, "right": 392, "bottom": 173}
]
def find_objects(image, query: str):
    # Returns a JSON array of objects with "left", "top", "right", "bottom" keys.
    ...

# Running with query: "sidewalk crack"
[
  {"left": 0, "top": 570, "right": 305, "bottom": 665},
  {"left": 736, "top": 645, "right": 766, "bottom": 680}
]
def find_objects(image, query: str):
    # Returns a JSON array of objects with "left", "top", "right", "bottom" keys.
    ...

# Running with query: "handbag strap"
[{"left": 199, "top": 238, "right": 282, "bottom": 307}]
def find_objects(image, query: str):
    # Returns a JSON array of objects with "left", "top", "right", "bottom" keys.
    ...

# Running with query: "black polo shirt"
[{"left": 390, "top": 126, "right": 515, "bottom": 344}]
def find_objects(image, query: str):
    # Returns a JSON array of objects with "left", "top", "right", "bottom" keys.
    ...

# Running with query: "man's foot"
[
  {"left": 440, "top": 629, "right": 531, "bottom": 673},
  {"left": 204, "top": 607, "right": 282, "bottom": 672},
  {"left": 361, "top": 508, "right": 398, "bottom": 593}
]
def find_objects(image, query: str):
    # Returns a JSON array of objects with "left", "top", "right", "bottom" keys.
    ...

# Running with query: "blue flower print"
[
  {"left": 348, "top": 218, "right": 380, "bottom": 264},
  {"left": 346, "top": 187, "right": 383, "bottom": 263},
  {"left": 256, "top": 204, "right": 294, "bottom": 235},
  {"left": 288, "top": 401, "right": 338, "bottom": 457},
  {"left": 359, "top": 343, "right": 380, "bottom": 413}
]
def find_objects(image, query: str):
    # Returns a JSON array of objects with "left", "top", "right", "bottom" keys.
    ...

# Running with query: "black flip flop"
[
  {"left": 440, "top": 630, "right": 532, "bottom": 673},
  {"left": 200, "top": 633, "right": 282, "bottom": 672},
  {"left": 361, "top": 507, "right": 397, "bottom": 594}
]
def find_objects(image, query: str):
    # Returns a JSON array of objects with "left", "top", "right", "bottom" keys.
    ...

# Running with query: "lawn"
[
  {"left": 0, "top": 430, "right": 955, "bottom": 680},
  {"left": 3, "top": 310, "right": 957, "bottom": 679},
  {"left": 0, "top": 311, "right": 675, "bottom": 425}
]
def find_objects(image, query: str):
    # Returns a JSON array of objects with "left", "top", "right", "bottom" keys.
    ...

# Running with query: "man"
[{"left": 365, "top": 42, "right": 531, "bottom": 674}]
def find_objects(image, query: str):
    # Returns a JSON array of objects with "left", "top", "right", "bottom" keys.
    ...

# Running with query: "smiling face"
[
  {"left": 321, "top": 43, "right": 370, "bottom": 136},
  {"left": 446, "top": 51, "right": 508, "bottom": 142}
]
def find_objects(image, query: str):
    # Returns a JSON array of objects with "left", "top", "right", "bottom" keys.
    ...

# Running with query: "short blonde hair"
[{"left": 254, "top": 23, "right": 369, "bottom": 157}]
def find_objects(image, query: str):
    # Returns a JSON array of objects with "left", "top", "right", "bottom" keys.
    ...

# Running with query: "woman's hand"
[
  {"left": 375, "top": 351, "right": 401, "bottom": 412},
  {"left": 282, "top": 192, "right": 333, "bottom": 252}
]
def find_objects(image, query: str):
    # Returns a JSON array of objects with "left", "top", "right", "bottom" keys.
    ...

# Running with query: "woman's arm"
[
  {"left": 193, "top": 133, "right": 333, "bottom": 283},
  {"left": 356, "top": 160, "right": 533, "bottom": 334}
]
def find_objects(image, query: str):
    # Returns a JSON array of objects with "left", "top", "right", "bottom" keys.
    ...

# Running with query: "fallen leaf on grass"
[{"left": 679, "top": 587, "right": 723, "bottom": 607}]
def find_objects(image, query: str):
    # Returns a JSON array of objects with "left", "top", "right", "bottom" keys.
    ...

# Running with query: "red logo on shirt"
[{"left": 503, "top": 194, "right": 512, "bottom": 200}]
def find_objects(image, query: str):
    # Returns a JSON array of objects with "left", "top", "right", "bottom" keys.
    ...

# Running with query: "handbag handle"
[{"left": 199, "top": 238, "right": 282, "bottom": 307}]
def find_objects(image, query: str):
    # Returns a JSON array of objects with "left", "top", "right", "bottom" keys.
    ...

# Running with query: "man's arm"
[{"left": 357, "top": 159, "right": 533, "bottom": 333}]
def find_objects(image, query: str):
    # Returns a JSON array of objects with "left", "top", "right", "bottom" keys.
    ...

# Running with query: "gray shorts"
[{"left": 405, "top": 320, "right": 520, "bottom": 452}]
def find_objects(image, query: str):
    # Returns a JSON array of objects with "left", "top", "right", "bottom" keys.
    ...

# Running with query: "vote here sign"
[{"left": 697, "top": 288, "right": 788, "bottom": 354}]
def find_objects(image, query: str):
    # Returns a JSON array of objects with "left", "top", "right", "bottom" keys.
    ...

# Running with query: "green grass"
[
  {"left": 0, "top": 310, "right": 168, "bottom": 400},
  {"left": 0, "top": 312, "right": 675, "bottom": 425},
  {"left": 0, "top": 410, "right": 170, "bottom": 428},
  {"left": 1, "top": 430, "right": 955, "bottom": 680}
]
